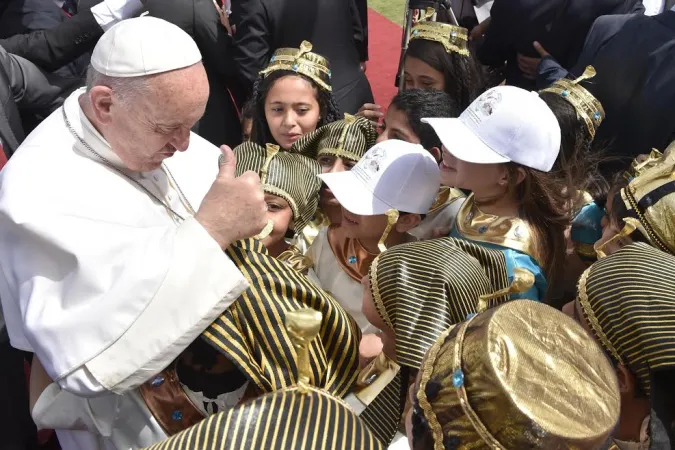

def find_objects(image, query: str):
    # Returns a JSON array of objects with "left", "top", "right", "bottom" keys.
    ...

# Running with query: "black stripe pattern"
[
  {"left": 291, "top": 113, "right": 378, "bottom": 162},
  {"left": 579, "top": 242, "right": 675, "bottom": 396},
  {"left": 142, "top": 386, "right": 384, "bottom": 450},
  {"left": 234, "top": 142, "right": 322, "bottom": 232},
  {"left": 202, "top": 239, "right": 361, "bottom": 398}
]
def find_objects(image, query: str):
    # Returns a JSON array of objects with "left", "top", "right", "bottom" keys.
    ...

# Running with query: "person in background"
[
  {"left": 594, "top": 147, "right": 675, "bottom": 258},
  {"left": 423, "top": 86, "right": 574, "bottom": 304},
  {"left": 563, "top": 243, "right": 675, "bottom": 448},
  {"left": 536, "top": 6, "right": 675, "bottom": 176},
  {"left": 358, "top": 12, "right": 491, "bottom": 128},
  {"left": 249, "top": 41, "right": 340, "bottom": 150},
  {"left": 232, "top": 0, "right": 373, "bottom": 115},
  {"left": 474, "top": 0, "right": 643, "bottom": 90},
  {"left": 240, "top": 99, "right": 254, "bottom": 141},
  {"left": 410, "top": 301, "right": 620, "bottom": 449}
]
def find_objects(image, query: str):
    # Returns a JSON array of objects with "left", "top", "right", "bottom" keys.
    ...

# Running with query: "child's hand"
[{"left": 359, "top": 333, "right": 383, "bottom": 369}]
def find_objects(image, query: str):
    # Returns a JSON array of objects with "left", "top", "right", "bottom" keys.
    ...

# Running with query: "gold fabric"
[
  {"left": 417, "top": 301, "right": 620, "bottom": 450},
  {"left": 202, "top": 239, "right": 360, "bottom": 397},
  {"left": 540, "top": 66, "right": 605, "bottom": 138},
  {"left": 292, "top": 113, "right": 378, "bottom": 162},
  {"left": 455, "top": 193, "right": 544, "bottom": 267},
  {"left": 409, "top": 17, "right": 470, "bottom": 56},
  {"left": 577, "top": 242, "right": 675, "bottom": 395},
  {"left": 620, "top": 148, "right": 675, "bottom": 255},
  {"left": 292, "top": 209, "right": 332, "bottom": 253},
  {"left": 327, "top": 224, "right": 378, "bottom": 283},
  {"left": 234, "top": 142, "right": 322, "bottom": 233},
  {"left": 429, "top": 186, "right": 465, "bottom": 214},
  {"left": 142, "top": 385, "right": 384, "bottom": 450},
  {"left": 277, "top": 244, "right": 313, "bottom": 274},
  {"left": 259, "top": 40, "right": 332, "bottom": 92}
]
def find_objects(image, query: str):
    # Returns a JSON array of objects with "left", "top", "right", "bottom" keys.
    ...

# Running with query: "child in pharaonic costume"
[
  {"left": 594, "top": 144, "right": 675, "bottom": 259},
  {"left": 114, "top": 236, "right": 362, "bottom": 440},
  {"left": 288, "top": 112, "right": 378, "bottom": 251},
  {"left": 142, "top": 310, "right": 383, "bottom": 450},
  {"left": 422, "top": 85, "right": 579, "bottom": 304},
  {"left": 563, "top": 243, "right": 675, "bottom": 449},
  {"left": 228, "top": 142, "right": 322, "bottom": 275},
  {"left": 409, "top": 300, "right": 620, "bottom": 450},
  {"left": 349, "top": 237, "right": 533, "bottom": 448},
  {"left": 306, "top": 140, "right": 440, "bottom": 335}
]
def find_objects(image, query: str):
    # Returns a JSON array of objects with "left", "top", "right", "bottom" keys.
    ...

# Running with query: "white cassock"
[{"left": 0, "top": 88, "right": 249, "bottom": 449}]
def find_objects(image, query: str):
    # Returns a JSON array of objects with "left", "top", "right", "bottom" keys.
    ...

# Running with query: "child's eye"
[{"left": 267, "top": 203, "right": 282, "bottom": 211}]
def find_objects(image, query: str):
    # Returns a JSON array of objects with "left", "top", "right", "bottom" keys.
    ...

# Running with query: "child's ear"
[
  {"left": 429, "top": 147, "right": 442, "bottom": 163},
  {"left": 395, "top": 214, "right": 422, "bottom": 233}
]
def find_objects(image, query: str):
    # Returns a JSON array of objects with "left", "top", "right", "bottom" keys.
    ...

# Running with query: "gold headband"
[
  {"left": 409, "top": 9, "right": 469, "bottom": 57},
  {"left": 540, "top": 66, "right": 605, "bottom": 138},
  {"left": 260, "top": 40, "right": 332, "bottom": 92}
]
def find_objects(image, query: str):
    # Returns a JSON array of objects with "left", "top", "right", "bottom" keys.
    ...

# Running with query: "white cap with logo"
[
  {"left": 319, "top": 140, "right": 440, "bottom": 216},
  {"left": 91, "top": 16, "right": 202, "bottom": 78},
  {"left": 422, "top": 85, "right": 561, "bottom": 172}
]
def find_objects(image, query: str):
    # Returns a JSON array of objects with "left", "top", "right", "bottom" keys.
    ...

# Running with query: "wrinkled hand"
[
  {"left": 356, "top": 103, "right": 384, "bottom": 128},
  {"left": 196, "top": 146, "right": 268, "bottom": 249}
]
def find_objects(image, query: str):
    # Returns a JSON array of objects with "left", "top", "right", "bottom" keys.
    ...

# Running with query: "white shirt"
[
  {"left": 643, "top": 0, "right": 667, "bottom": 15},
  {"left": 52, "top": 0, "right": 144, "bottom": 30},
  {"left": 307, "top": 228, "right": 379, "bottom": 334},
  {"left": 0, "top": 89, "right": 248, "bottom": 448}
]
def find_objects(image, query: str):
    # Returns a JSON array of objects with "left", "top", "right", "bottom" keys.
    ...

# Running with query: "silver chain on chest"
[{"left": 61, "top": 106, "right": 196, "bottom": 223}]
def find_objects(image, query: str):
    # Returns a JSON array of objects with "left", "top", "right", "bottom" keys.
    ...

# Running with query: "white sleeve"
[
  {"left": 90, "top": 0, "right": 144, "bottom": 31},
  {"left": 0, "top": 213, "right": 247, "bottom": 397}
]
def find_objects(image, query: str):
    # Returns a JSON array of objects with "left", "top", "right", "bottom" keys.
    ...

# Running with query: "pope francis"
[{"left": 0, "top": 16, "right": 267, "bottom": 449}]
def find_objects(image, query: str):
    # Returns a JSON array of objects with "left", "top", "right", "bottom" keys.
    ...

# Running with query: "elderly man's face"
[{"left": 99, "top": 63, "right": 209, "bottom": 172}]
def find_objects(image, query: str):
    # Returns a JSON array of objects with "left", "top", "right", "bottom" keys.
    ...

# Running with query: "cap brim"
[
  {"left": 422, "top": 118, "right": 510, "bottom": 165},
  {"left": 318, "top": 172, "right": 391, "bottom": 216}
]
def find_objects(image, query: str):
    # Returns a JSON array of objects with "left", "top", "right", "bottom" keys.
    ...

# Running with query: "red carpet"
[{"left": 365, "top": 9, "right": 402, "bottom": 111}]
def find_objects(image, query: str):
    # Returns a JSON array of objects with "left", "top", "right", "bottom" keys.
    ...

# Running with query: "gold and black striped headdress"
[
  {"left": 259, "top": 40, "right": 332, "bottom": 92},
  {"left": 291, "top": 113, "right": 378, "bottom": 163},
  {"left": 618, "top": 147, "right": 675, "bottom": 255},
  {"left": 416, "top": 301, "right": 620, "bottom": 449},
  {"left": 146, "top": 310, "right": 383, "bottom": 450},
  {"left": 202, "top": 239, "right": 361, "bottom": 397},
  {"left": 578, "top": 242, "right": 675, "bottom": 396},
  {"left": 359, "top": 238, "right": 531, "bottom": 446},
  {"left": 409, "top": 8, "right": 469, "bottom": 56},
  {"left": 234, "top": 142, "right": 322, "bottom": 232},
  {"left": 540, "top": 66, "right": 605, "bottom": 138}
]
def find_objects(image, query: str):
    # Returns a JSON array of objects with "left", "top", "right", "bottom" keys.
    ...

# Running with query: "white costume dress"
[{"left": 0, "top": 89, "right": 248, "bottom": 449}]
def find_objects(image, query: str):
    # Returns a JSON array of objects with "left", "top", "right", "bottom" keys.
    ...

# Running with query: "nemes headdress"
[
  {"left": 619, "top": 146, "right": 675, "bottom": 255},
  {"left": 291, "top": 113, "right": 378, "bottom": 163},
  {"left": 259, "top": 40, "right": 332, "bottom": 92},
  {"left": 409, "top": 8, "right": 469, "bottom": 57},
  {"left": 233, "top": 142, "right": 322, "bottom": 232},
  {"left": 416, "top": 301, "right": 620, "bottom": 450},
  {"left": 144, "top": 310, "right": 383, "bottom": 450},
  {"left": 540, "top": 66, "right": 605, "bottom": 138}
]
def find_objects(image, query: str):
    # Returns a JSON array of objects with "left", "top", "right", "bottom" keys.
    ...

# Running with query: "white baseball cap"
[
  {"left": 319, "top": 140, "right": 440, "bottom": 215},
  {"left": 422, "top": 86, "right": 561, "bottom": 172},
  {"left": 91, "top": 16, "right": 202, "bottom": 78}
]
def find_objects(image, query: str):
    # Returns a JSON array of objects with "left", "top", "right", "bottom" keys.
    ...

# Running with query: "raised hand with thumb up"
[{"left": 196, "top": 145, "right": 268, "bottom": 249}]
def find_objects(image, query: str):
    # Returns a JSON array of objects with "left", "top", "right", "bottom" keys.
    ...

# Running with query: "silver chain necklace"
[{"left": 61, "top": 106, "right": 196, "bottom": 223}]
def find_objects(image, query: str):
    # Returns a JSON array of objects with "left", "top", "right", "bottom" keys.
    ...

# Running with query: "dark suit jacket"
[
  {"left": 478, "top": 0, "right": 644, "bottom": 89},
  {"left": 0, "top": 9, "right": 102, "bottom": 74},
  {"left": 538, "top": 11, "right": 675, "bottom": 175},
  {"left": 0, "top": 0, "right": 98, "bottom": 78},
  {"left": 145, "top": 0, "right": 246, "bottom": 148},
  {"left": 0, "top": 46, "right": 80, "bottom": 160},
  {"left": 232, "top": 0, "right": 373, "bottom": 114}
]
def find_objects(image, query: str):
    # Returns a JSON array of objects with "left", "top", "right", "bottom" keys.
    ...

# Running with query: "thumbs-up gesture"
[{"left": 196, "top": 146, "right": 268, "bottom": 249}]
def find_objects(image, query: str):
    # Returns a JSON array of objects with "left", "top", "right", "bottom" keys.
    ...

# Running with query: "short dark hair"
[
  {"left": 241, "top": 98, "right": 255, "bottom": 121},
  {"left": 390, "top": 89, "right": 458, "bottom": 150}
]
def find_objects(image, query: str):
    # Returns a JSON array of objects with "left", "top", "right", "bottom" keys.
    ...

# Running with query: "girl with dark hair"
[
  {"left": 424, "top": 85, "right": 578, "bottom": 304},
  {"left": 250, "top": 41, "right": 341, "bottom": 150}
]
